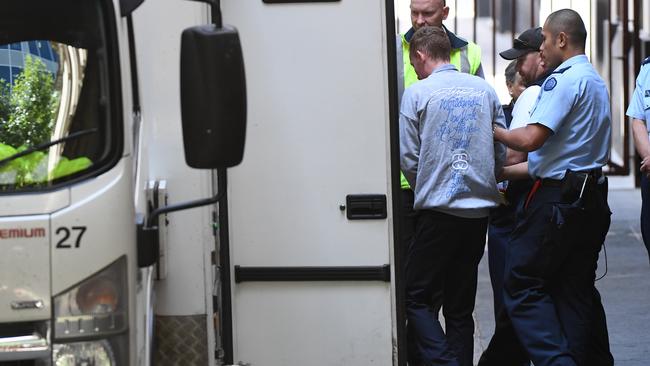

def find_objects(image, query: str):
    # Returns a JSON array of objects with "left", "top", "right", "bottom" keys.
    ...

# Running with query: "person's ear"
[
  {"left": 416, "top": 50, "right": 427, "bottom": 63},
  {"left": 558, "top": 31, "right": 568, "bottom": 48},
  {"left": 442, "top": 6, "right": 449, "bottom": 21}
]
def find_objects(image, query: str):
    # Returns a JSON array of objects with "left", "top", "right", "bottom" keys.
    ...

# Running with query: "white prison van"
[{"left": 0, "top": 0, "right": 403, "bottom": 365}]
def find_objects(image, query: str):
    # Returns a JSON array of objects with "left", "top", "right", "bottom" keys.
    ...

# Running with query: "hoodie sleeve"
[
  {"left": 400, "top": 87, "right": 420, "bottom": 189},
  {"left": 493, "top": 100, "right": 507, "bottom": 178}
]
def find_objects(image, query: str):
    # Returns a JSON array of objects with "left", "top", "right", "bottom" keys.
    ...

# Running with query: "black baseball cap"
[{"left": 499, "top": 27, "right": 543, "bottom": 60}]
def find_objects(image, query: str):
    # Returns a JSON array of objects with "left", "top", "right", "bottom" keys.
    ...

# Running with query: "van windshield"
[{"left": 0, "top": 0, "right": 120, "bottom": 191}]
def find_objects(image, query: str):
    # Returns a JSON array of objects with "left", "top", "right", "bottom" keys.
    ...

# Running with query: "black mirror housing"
[
  {"left": 120, "top": 0, "right": 145, "bottom": 16},
  {"left": 180, "top": 25, "right": 246, "bottom": 169}
]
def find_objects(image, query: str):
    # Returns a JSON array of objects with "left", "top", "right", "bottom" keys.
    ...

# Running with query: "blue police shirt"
[
  {"left": 527, "top": 55, "right": 611, "bottom": 179},
  {"left": 626, "top": 57, "right": 650, "bottom": 130}
]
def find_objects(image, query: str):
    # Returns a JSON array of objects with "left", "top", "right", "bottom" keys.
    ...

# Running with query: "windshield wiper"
[{"left": 0, "top": 128, "right": 98, "bottom": 168}]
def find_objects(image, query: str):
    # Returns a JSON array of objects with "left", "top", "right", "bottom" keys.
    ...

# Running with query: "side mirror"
[
  {"left": 180, "top": 25, "right": 246, "bottom": 169},
  {"left": 120, "top": 0, "right": 145, "bottom": 16}
]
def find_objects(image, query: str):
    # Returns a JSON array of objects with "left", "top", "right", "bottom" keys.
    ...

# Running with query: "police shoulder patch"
[{"left": 543, "top": 77, "right": 557, "bottom": 91}]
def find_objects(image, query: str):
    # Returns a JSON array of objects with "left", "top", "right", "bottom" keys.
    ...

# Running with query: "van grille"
[{"left": 0, "top": 321, "right": 49, "bottom": 365}]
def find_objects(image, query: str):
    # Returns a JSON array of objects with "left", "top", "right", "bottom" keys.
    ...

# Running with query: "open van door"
[{"left": 221, "top": 1, "right": 401, "bottom": 365}]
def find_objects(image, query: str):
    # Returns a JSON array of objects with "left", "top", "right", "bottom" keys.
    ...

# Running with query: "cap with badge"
[{"left": 499, "top": 27, "right": 543, "bottom": 60}]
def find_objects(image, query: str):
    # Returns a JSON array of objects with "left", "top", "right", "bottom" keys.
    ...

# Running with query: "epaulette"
[
  {"left": 642, "top": 56, "right": 650, "bottom": 66},
  {"left": 551, "top": 66, "right": 571, "bottom": 74}
]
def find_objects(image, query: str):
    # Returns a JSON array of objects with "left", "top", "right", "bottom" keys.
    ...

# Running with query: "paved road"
[{"left": 473, "top": 188, "right": 650, "bottom": 365}]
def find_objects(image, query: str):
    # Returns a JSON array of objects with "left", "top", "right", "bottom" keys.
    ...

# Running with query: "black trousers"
[
  {"left": 481, "top": 223, "right": 529, "bottom": 366},
  {"left": 480, "top": 180, "right": 532, "bottom": 366},
  {"left": 483, "top": 175, "right": 613, "bottom": 366},
  {"left": 405, "top": 210, "right": 487, "bottom": 366},
  {"left": 640, "top": 174, "right": 650, "bottom": 264},
  {"left": 401, "top": 189, "right": 444, "bottom": 362}
]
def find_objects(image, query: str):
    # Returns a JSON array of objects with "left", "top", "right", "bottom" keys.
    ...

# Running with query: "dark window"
[
  {"left": 28, "top": 41, "right": 39, "bottom": 55},
  {"left": 51, "top": 45, "right": 59, "bottom": 63},
  {"left": 10, "top": 67, "right": 20, "bottom": 83},
  {"left": 0, "top": 66, "right": 10, "bottom": 83},
  {"left": 38, "top": 42, "right": 52, "bottom": 60},
  {"left": 0, "top": 0, "right": 122, "bottom": 192}
]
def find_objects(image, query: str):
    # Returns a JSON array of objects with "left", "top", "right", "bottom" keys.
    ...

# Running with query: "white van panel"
[{"left": 223, "top": 0, "right": 395, "bottom": 364}]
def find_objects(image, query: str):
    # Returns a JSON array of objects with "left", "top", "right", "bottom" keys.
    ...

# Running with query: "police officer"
[
  {"left": 626, "top": 56, "right": 650, "bottom": 263},
  {"left": 480, "top": 27, "right": 550, "bottom": 366},
  {"left": 492, "top": 9, "right": 613, "bottom": 366}
]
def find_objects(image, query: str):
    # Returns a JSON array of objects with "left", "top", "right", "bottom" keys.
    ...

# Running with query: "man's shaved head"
[{"left": 545, "top": 9, "right": 587, "bottom": 50}]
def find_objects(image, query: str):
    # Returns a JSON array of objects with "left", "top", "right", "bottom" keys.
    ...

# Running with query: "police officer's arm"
[
  {"left": 492, "top": 93, "right": 507, "bottom": 177},
  {"left": 493, "top": 123, "right": 552, "bottom": 152},
  {"left": 495, "top": 73, "right": 574, "bottom": 152},
  {"left": 506, "top": 148, "right": 527, "bottom": 166},
  {"left": 632, "top": 118, "right": 650, "bottom": 174},
  {"left": 498, "top": 161, "right": 529, "bottom": 181},
  {"left": 627, "top": 66, "right": 650, "bottom": 175}
]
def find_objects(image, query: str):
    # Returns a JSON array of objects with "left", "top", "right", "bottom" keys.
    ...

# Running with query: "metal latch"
[
  {"left": 344, "top": 194, "right": 387, "bottom": 220},
  {"left": 145, "top": 180, "right": 169, "bottom": 279}
]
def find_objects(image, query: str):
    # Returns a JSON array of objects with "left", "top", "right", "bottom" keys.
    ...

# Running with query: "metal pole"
[
  {"left": 492, "top": 0, "right": 497, "bottom": 79},
  {"left": 512, "top": 0, "right": 516, "bottom": 39},
  {"left": 454, "top": 0, "right": 458, "bottom": 33},
  {"left": 531, "top": 0, "right": 535, "bottom": 28},
  {"left": 473, "top": 0, "right": 477, "bottom": 42},
  {"left": 621, "top": 0, "right": 631, "bottom": 174}
]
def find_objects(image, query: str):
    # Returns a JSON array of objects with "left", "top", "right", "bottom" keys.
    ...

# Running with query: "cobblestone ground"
[{"left": 473, "top": 189, "right": 650, "bottom": 365}]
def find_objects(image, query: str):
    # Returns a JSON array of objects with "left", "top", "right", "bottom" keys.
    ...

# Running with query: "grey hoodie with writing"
[{"left": 400, "top": 64, "right": 506, "bottom": 218}]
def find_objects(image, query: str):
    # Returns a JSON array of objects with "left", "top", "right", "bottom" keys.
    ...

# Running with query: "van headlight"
[{"left": 52, "top": 256, "right": 129, "bottom": 365}]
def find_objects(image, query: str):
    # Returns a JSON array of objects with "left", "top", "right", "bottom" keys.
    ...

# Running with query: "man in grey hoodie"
[{"left": 400, "top": 26, "right": 506, "bottom": 366}]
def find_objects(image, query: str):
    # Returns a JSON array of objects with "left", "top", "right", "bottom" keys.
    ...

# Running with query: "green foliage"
[
  {"left": 0, "top": 79, "right": 10, "bottom": 123},
  {"left": 51, "top": 156, "right": 92, "bottom": 179},
  {"left": 0, "top": 51, "right": 93, "bottom": 188},
  {"left": 0, "top": 142, "right": 92, "bottom": 186},
  {"left": 0, "top": 56, "right": 59, "bottom": 147}
]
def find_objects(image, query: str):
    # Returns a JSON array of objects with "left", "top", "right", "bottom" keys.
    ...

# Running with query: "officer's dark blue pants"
[
  {"left": 406, "top": 210, "right": 486, "bottom": 366},
  {"left": 639, "top": 175, "right": 650, "bottom": 263},
  {"left": 479, "top": 180, "right": 532, "bottom": 366},
  {"left": 479, "top": 221, "right": 529, "bottom": 366},
  {"left": 487, "top": 220, "right": 509, "bottom": 319},
  {"left": 503, "top": 177, "right": 613, "bottom": 366}
]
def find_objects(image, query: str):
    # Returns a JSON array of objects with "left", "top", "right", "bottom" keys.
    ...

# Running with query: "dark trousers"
[
  {"left": 479, "top": 222, "right": 529, "bottom": 366},
  {"left": 487, "top": 223, "right": 509, "bottom": 320},
  {"left": 402, "top": 189, "right": 444, "bottom": 362},
  {"left": 405, "top": 210, "right": 487, "bottom": 366},
  {"left": 640, "top": 175, "right": 650, "bottom": 263},
  {"left": 400, "top": 189, "right": 418, "bottom": 253},
  {"left": 502, "top": 177, "right": 613, "bottom": 366},
  {"left": 480, "top": 180, "right": 532, "bottom": 366}
]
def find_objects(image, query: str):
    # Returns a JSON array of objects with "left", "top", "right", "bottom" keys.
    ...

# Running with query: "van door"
[{"left": 221, "top": 1, "right": 399, "bottom": 365}]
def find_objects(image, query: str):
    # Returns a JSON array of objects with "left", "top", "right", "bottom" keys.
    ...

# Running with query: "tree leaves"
[{"left": 0, "top": 55, "right": 59, "bottom": 147}]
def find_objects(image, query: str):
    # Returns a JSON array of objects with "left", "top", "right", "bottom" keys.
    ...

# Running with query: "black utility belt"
[
  {"left": 539, "top": 168, "right": 603, "bottom": 186},
  {"left": 540, "top": 169, "right": 604, "bottom": 200}
]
